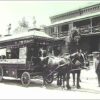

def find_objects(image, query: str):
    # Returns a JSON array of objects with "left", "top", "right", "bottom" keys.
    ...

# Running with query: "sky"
[{"left": 0, "top": 1, "right": 100, "bottom": 35}]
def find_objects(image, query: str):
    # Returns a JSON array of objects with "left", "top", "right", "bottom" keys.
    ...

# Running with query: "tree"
[
  {"left": 65, "top": 27, "right": 81, "bottom": 54},
  {"left": 14, "top": 17, "right": 29, "bottom": 33}
]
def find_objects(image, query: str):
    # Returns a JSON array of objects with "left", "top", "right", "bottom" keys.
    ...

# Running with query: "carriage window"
[
  {"left": 0, "top": 48, "right": 6, "bottom": 59},
  {"left": 19, "top": 47, "right": 27, "bottom": 59},
  {"left": 6, "top": 48, "right": 19, "bottom": 59},
  {"left": 27, "top": 46, "right": 40, "bottom": 61}
]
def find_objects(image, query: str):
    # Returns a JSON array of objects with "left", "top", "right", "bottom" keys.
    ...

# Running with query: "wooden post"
[
  {"left": 56, "top": 26, "right": 59, "bottom": 38},
  {"left": 90, "top": 18, "right": 92, "bottom": 34}
]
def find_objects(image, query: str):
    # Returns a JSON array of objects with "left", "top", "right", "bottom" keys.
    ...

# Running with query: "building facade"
[{"left": 45, "top": 3, "right": 100, "bottom": 54}]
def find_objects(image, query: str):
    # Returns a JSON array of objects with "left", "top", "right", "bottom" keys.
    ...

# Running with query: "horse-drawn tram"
[{"left": 0, "top": 28, "right": 64, "bottom": 86}]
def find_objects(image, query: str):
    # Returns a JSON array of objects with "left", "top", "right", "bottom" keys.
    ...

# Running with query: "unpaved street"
[{"left": 0, "top": 66, "right": 100, "bottom": 99}]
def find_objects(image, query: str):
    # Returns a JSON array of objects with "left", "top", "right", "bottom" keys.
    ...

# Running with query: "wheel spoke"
[
  {"left": 21, "top": 72, "right": 30, "bottom": 87},
  {"left": 45, "top": 75, "right": 53, "bottom": 84}
]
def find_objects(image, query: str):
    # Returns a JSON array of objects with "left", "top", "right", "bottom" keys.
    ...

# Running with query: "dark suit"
[{"left": 95, "top": 58, "right": 100, "bottom": 86}]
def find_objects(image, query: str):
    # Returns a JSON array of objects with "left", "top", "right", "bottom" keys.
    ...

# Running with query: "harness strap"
[{"left": 46, "top": 62, "right": 69, "bottom": 77}]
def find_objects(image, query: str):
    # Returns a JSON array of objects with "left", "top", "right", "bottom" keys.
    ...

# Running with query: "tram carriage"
[{"left": 0, "top": 28, "right": 63, "bottom": 86}]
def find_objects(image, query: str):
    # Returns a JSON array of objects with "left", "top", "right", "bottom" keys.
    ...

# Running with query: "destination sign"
[{"left": 14, "top": 39, "right": 34, "bottom": 45}]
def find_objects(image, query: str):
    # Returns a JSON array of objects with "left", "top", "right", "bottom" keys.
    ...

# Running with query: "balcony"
[
  {"left": 92, "top": 25, "right": 100, "bottom": 33},
  {"left": 50, "top": 31, "right": 68, "bottom": 38},
  {"left": 78, "top": 25, "right": 91, "bottom": 34},
  {"left": 50, "top": 24, "right": 100, "bottom": 38},
  {"left": 78, "top": 24, "right": 100, "bottom": 35}
]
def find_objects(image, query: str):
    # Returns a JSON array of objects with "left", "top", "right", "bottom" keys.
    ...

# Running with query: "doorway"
[{"left": 89, "top": 35, "right": 99, "bottom": 53}]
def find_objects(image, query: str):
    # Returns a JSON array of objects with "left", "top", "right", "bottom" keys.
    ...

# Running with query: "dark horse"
[
  {"left": 71, "top": 51, "right": 89, "bottom": 88},
  {"left": 57, "top": 51, "right": 89, "bottom": 89}
]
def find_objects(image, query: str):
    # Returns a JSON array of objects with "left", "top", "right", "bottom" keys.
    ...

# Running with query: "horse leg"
[
  {"left": 79, "top": 70, "right": 81, "bottom": 82},
  {"left": 57, "top": 73, "right": 59, "bottom": 86},
  {"left": 76, "top": 71, "right": 81, "bottom": 89},
  {"left": 57, "top": 73, "right": 60, "bottom": 86},
  {"left": 66, "top": 72, "right": 71, "bottom": 90},
  {"left": 72, "top": 72, "right": 75, "bottom": 86},
  {"left": 59, "top": 75, "right": 62, "bottom": 86},
  {"left": 62, "top": 74, "right": 65, "bottom": 88},
  {"left": 42, "top": 76, "right": 46, "bottom": 87},
  {"left": 42, "top": 71, "right": 46, "bottom": 87},
  {"left": 57, "top": 73, "right": 62, "bottom": 86}
]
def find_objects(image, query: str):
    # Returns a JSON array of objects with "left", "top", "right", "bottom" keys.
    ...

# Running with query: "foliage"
[{"left": 14, "top": 17, "right": 29, "bottom": 33}]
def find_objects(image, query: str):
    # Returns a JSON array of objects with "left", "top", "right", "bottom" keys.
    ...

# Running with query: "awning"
[{"left": 49, "top": 11, "right": 100, "bottom": 26}]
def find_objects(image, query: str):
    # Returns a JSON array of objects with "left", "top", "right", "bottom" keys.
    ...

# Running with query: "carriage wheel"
[
  {"left": 45, "top": 75, "right": 53, "bottom": 84},
  {"left": 21, "top": 72, "right": 31, "bottom": 87},
  {"left": 0, "top": 67, "right": 3, "bottom": 82}
]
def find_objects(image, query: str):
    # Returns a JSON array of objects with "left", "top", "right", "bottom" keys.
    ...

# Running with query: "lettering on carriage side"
[
  {"left": 0, "top": 59, "right": 26, "bottom": 64},
  {"left": 14, "top": 39, "right": 34, "bottom": 45}
]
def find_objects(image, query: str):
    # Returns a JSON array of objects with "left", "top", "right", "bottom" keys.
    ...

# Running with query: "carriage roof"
[{"left": 0, "top": 29, "right": 54, "bottom": 44}]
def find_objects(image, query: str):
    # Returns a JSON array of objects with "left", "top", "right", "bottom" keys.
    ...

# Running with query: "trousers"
[{"left": 96, "top": 70, "right": 100, "bottom": 86}]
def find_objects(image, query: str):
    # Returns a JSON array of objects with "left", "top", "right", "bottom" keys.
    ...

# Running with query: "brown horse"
[{"left": 56, "top": 52, "right": 89, "bottom": 89}]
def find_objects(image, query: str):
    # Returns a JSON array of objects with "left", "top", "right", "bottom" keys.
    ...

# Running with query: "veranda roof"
[
  {"left": 49, "top": 11, "right": 100, "bottom": 26},
  {"left": 0, "top": 30, "right": 53, "bottom": 43}
]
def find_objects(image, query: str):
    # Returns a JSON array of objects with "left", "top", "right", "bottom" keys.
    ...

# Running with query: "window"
[
  {"left": 6, "top": 48, "right": 19, "bottom": 59},
  {"left": 51, "top": 27, "right": 54, "bottom": 33},
  {"left": 0, "top": 48, "right": 6, "bottom": 59},
  {"left": 19, "top": 47, "right": 27, "bottom": 59},
  {"left": 27, "top": 45, "right": 40, "bottom": 61},
  {"left": 61, "top": 24, "right": 69, "bottom": 32}
]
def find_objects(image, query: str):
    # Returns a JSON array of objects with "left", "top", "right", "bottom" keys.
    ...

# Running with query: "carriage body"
[{"left": 0, "top": 29, "right": 58, "bottom": 86}]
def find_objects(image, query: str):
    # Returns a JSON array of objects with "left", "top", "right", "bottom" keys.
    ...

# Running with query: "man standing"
[{"left": 95, "top": 53, "right": 100, "bottom": 87}]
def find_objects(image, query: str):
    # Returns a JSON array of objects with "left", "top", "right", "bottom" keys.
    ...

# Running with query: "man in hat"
[{"left": 95, "top": 52, "right": 100, "bottom": 87}]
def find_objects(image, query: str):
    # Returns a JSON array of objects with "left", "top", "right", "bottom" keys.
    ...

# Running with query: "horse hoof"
[
  {"left": 77, "top": 86, "right": 81, "bottom": 89},
  {"left": 67, "top": 86, "right": 71, "bottom": 90},
  {"left": 57, "top": 84, "right": 61, "bottom": 86},
  {"left": 73, "top": 84, "right": 75, "bottom": 86},
  {"left": 63, "top": 85, "right": 65, "bottom": 88},
  {"left": 42, "top": 84, "right": 46, "bottom": 88},
  {"left": 42, "top": 86, "right": 46, "bottom": 88},
  {"left": 62, "top": 87, "right": 65, "bottom": 90}
]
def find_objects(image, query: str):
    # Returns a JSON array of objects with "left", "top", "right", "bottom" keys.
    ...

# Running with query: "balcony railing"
[
  {"left": 78, "top": 24, "right": 100, "bottom": 34},
  {"left": 92, "top": 24, "right": 100, "bottom": 33},
  {"left": 78, "top": 25, "right": 91, "bottom": 34},
  {"left": 50, "top": 31, "right": 68, "bottom": 38},
  {"left": 49, "top": 24, "right": 100, "bottom": 38}
]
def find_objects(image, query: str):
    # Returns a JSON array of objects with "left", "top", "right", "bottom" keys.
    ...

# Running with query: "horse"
[
  {"left": 41, "top": 55, "right": 71, "bottom": 88},
  {"left": 55, "top": 55, "right": 72, "bottom": 89},
  {"left": 56, "top": 51, "right": 89, "bottom": 89},
  {"left": 69, "top": 51, "right": 89, "bottom": 89}
]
